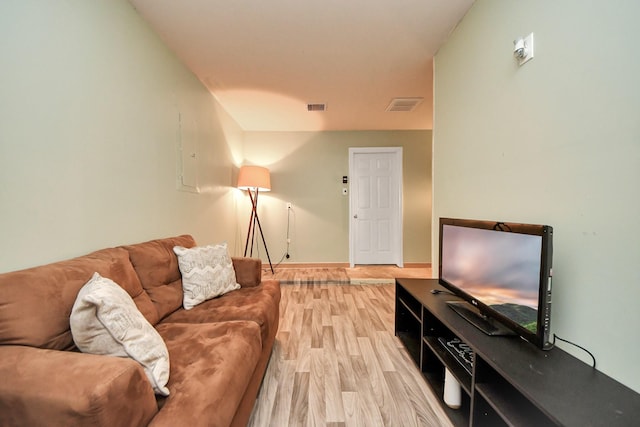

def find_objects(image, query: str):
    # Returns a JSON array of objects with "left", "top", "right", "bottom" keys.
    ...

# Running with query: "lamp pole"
[
  {"left": 237, "top": 165, "right": 274, "bottom": 274},
  {"left": 243, "top": 187, "right": 274, "bottom": 274}
]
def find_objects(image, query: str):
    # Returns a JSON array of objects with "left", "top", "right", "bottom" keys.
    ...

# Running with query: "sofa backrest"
[
  {"left": 121, "top": 235, "right": 196, "bottom": 322},
  {"left": 0, "top": 247, "right": 158, "bottom": 350}
]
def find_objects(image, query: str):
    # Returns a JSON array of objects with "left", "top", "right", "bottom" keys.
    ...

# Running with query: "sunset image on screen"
[{"left": 441, "top": 225, "right": 542, "bottom": 331}]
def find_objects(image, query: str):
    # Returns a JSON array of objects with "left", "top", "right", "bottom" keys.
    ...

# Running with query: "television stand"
[
  {"left": 446, "top": 301, "right": 516, "bottom": 336},
  {"left": 395, "top": 278, "right": 640, "bottom": 427}
]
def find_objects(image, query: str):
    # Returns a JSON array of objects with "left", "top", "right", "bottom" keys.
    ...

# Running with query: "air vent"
[
  {"left": 307, "top": 103, "right": 327, "bottom": 112},
  {"left": 386, "top": 97, "right": 424, "bottom": 112}
]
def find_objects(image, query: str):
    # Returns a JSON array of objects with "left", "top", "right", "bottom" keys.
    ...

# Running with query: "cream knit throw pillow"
[
  {"left": 173, "top": 243, "right": 240, "bottom": 310},
  {"left": 70, "top": 272, "right": 170, "bottom": 396}
]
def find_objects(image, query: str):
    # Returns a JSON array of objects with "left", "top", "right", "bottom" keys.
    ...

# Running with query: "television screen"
[{"left": 439, "top": 218, "right": 553, "bottom": 349}]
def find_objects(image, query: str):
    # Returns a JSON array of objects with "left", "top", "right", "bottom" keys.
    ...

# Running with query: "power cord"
[
  {"left": 285, "top": 204, "right": 291, "bottom": 259},
  {"left": 265, "top": 204, "right": 293, "bottom": 272},
  {"left": 269, "top": 252, "right": 288, "bottom": 271},
  {"left": 552, "top": 333, "right": 596, "bottom": 368}
]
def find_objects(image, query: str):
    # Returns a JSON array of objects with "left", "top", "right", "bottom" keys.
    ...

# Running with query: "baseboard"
[{"left": 401, "top": 263, "right": 432, "bottom": 269}]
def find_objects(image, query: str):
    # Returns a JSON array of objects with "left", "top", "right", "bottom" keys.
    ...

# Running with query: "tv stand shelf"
[{"left": 395, "top": 278, "right": 640, "bottom": 427}]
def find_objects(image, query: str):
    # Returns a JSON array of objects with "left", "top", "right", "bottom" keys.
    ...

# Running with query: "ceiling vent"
[
  {"left": 386, "top": 97, "right": 424, "bottom": 112},
  {"left": 307, "top": 103, "right": 327, "bottom": 112}
]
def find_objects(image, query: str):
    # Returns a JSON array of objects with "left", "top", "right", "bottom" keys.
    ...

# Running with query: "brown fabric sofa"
[{"left": 0, "top": 235, "right": 280, "bottom": 427}]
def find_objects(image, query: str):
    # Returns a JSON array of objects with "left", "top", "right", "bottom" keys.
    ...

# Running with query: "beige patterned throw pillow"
[
  {"left": 173, "top": 243, "right": 240, "bottom": 310},
  {"left": 70, "top": 272, "right": 170, "bottom": 396}
]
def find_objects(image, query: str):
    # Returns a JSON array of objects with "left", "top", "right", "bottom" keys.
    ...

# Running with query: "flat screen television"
[{"left": 438, "top": 217, "right": 553, "bottom": 350}]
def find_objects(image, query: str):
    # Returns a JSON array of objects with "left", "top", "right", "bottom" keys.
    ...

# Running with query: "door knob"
[{"left": 353, "top": 214, "right": 358, "bottom": 219}]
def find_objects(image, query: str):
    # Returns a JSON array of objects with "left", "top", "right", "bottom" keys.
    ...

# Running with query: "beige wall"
[
  {"left": 0, "top": 1, "right": 243, "bottom": 271},
  {"left": 0, "top": 1, "right": 432, "bottom": 272},
  {"left": 242, "top": 130, "right": 432, "bottom": 264},
  {"left": 433, "top": 1, "right": 640, "bottom": 391}
]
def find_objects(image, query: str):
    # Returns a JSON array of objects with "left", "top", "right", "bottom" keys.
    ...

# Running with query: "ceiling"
[{"left": 129, "top": 0, "right": 474, "bottom": 131}]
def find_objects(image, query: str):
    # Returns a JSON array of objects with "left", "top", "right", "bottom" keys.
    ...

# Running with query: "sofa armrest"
[
  {"left": 232, "top": 257, "right": 262, "bottom": 288},
  {"left": 0, "top": 346, "right": 157, "bottom": 427}
]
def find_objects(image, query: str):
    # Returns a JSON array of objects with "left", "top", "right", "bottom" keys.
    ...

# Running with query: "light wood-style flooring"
[{"left": 247, "top": 281, "right": 452, "bottom": 427}]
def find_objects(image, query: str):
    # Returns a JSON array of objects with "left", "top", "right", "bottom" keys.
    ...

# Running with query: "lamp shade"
[{"left": 237, "top": 165, "right": 271, "bottom": 191}]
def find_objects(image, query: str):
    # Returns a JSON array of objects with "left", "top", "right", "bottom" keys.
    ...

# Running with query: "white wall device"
[{"left": 514, "top": 32, "right": 534, "bottom": 66}]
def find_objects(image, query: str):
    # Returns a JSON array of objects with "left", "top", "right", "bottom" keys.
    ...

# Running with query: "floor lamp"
[{"left": 237, "top": 165, "right": 274, "bottom": 274}]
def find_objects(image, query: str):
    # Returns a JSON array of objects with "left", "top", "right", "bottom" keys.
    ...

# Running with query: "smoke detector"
[
  {"left": 386, "top": 97, "right": 423, "bottom": 112},
  {"left": 307, "top": 103, "right": 327, "bottom": 112}
]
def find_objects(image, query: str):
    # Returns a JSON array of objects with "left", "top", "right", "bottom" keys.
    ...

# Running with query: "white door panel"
[{"left": 349, "top": 148, "right": 403, "bottom": 267}]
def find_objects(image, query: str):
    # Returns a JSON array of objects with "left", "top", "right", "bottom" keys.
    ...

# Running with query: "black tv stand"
[
  {"left": 446, "top": 301, "right": 516, "bottom": 336},
  {"left": 395, "top": 278, "right": 640, "bottom": 427}
]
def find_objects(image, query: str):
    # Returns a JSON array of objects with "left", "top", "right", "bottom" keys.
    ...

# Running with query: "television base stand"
[{"left": 446, "top": 301, "right": 517, "bottom": 336}]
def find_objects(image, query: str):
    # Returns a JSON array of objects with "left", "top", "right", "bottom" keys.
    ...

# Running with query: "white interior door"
[{"left": 349, "top": 147, "right": 403, "bottom": 267}]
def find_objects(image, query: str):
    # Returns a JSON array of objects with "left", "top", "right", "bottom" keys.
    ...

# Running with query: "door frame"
[{"left": 348, "top": 147, "right": 403, "bottom": 267}]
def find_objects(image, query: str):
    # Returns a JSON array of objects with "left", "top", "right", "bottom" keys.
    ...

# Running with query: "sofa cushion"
[
  {"left": 173, "top": 243, "right": 240, "bottom": 310},
  {"left": 122, "top": 235, "right": 196, "bottom": 321},
  {"left": 231, "top": 257, "right": 262, "bottom": 288},
  {"left": 0, "top": 345, "right": 157, "bottom": 427},
  {"left": 151, "top": 321, "right": 262, "bottom": 427},
  {"left": 0, "top": 247, "right": 157, "bottom": 350},
  {"left": 161, "top": 280, "right": 281, "bottom": 345},
  {"left": 71, "top": 272, "right": 171, "bottom": 396}
]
